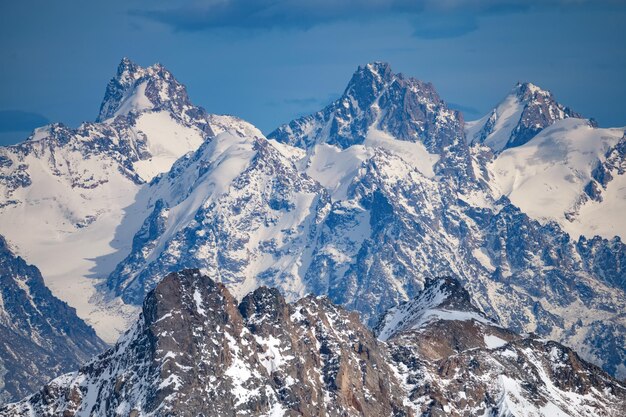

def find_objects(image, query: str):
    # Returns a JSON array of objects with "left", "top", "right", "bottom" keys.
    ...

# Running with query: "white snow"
[
  {"left": 193, "top": 288, "right": 206, "bottom": 316},
  {"left": 304, "top": 143, "right": 371, "bottom": 200},
  {"left": 364, "top": 127, "right": 439, "bottom": 178},
  {"left": 483, "top": 334, "right": 507, "bottom": 349},
  {"left": 113, "top": 81, "right": 154, "bottom": 118},
  {"left": 489, "top": 119, "right": 625, "bottom": 239},
  {"left": 254, "top": 335, "right": 294, "bottom": 374},
  {"left": 573, "top": 172, "right": 626, "bottom": 239},
  {"left": 132, "top": 111, "right": 205, "bottom": 181},
  {"left": 465, "top": 92, "right": 524, "bottom": 151},
  {"left": 472, "top": 248, "right": 495, "bottom": 272},
  {"left": 224, "top": 332, "right": 260, "bottom": 407}
]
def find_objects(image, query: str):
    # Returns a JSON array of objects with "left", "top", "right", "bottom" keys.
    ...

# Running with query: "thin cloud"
[
  {"left": 130, "top": 0, "right": 617, "bottom": 35},
  {"left": 411, "top": 13, "right": 479, "bottom": 39},
  {"left": 267, "top": 93, "right": 341, "bottom": 108}
]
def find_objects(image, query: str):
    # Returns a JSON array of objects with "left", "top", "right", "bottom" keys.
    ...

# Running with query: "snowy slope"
[
  {"left": 106, "top": 129, "right": 330, "bottom": 305},
  {"left": 465, "top": 94, "right": 523, "bottom": 151},
  {"left": 0, "top": 58, "right": 257, "bottom": 342},
  {"left": 467, "top": 81, "right": 626, "bottom": 239},
  {"left": 489, "top": 119, "right": 625, "bottom": 239}
]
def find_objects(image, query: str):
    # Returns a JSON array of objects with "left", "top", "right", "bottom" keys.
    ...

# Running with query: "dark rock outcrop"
[{"left": 0, "top": 236, "right": 107, "bottom": 404}]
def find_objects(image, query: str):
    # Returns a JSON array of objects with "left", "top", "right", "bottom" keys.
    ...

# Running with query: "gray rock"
[{"left": 0, "top": 236, "right": 107, "bottom": 404}]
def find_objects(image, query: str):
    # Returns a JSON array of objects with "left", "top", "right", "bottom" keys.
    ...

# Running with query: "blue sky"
[{"left": 1, "top": 0, "right": 625, "bottom": 145}]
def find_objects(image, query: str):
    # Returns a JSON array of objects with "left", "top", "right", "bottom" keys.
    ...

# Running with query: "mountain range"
[{"left": 0, "top": 58, "right": 624, "bottom": 412}]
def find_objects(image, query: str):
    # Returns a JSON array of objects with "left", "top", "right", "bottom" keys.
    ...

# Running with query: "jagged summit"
[
  {"left": 269, "top": 61, "right": 474, "bottom": 184},
  {"left": 466, "top": 80, "right": 586, "bottom": 151},
  {"left": 374, "top": 276, "right": 492, "bottom": 341},
  {"left": 342, "top": 61, "right": 395, "bottom": 105},
  {"left": 270, "top": 61, "right": 455, "bottom": 149},
  {"left": 96, "top": 57, "right": 194, "bottom": 123},
  {"left": 514, "top": 81, "right": 550, "bottom": 97},
  {"left": 1, "top": 269, "right": 410, "bottom": 416}
]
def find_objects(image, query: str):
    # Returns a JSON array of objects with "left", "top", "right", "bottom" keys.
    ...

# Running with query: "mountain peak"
[
  {"left": 96, "top": 58, "right": 193, "bottom": 123},
  {"left": 116, "top": 56, "right": 140, "bottom": 79},
  {"left": 269, "top": 62, "right": 474, "bottom": 183},
  {"left": 466, "top": 80, "right": 585, "bottom": 151},
  {"left": 514, "top": 81, "right": 550, "bottom": 98},
  {"left": 356, "top": 61, "right": 394, "bottom": 82},
  {"left": 340, "top": 61, "right": 396, "bottom": 112},
  {"left": 374, "top": 276, "right": 490, "bottom": 341}
]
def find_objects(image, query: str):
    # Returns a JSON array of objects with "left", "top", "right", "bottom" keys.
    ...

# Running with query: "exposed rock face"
[
  {"left": 1, "top": 270, "right": 409, "bottom": 416},
  {"left": 466, "top": 82, "right": 584, "bottom": 151},
  {"left": 0, "top": 236, "right": 107, "bottom": 404},
  {"left": 378, "top": 278, "right": 626, "bottom": 417},
  {"left": 584, "top": 134, "right": 626, "bottom": 203},
  {"left": 268, "top": 62, "right": 475, "bottom": 186},
  {"left": 3, "top": 272, "right": 624, "bottom": 417}
]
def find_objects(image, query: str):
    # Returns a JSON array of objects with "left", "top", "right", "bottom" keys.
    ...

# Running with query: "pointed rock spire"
[{"left": 96, "top": 57, "right": 193, "bottom": 123}]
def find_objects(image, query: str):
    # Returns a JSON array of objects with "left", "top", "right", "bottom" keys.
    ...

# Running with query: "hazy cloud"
[
  {"left": 0, "top": 110, "right": 49, "bottom": 133},
  {"left": 268, "top": 93, "right": 340, "bottom": 108},
  {"left": 447, "top": 102, "right": 483, "bottom": 118}
]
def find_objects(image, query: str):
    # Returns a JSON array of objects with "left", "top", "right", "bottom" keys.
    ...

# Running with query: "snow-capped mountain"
[
  {"left": 0, "top": 235, "right": 107, "bottom": 404},
  {"left": 0, "top": 58, "right": 256, "bottom": 342},
  {"left": 487, "top": 119, "right": 626, "bottom": 239},
  {"left": 465, "top": 82, "right": 584, "bottom": 151},
  {"left": 466, "top": 83, "right": 626, "bottom": 239},
  {"left": 267, "top": 63, "right": 625, "bottom": 377},
  {"left": 95, "top": 62, "right": 626, "bottom": 379},
  {"left": 106, "top": 129, "right": 328, "bottom": 305},
  {"left": 3, "top": 271, "right": 623, "bottom": 416},
  {"left": 0, "top": 58, "right": 624, "bottom": 388},
  {"left": 269, "top": 62, "right": 475, "bottom": 187}
]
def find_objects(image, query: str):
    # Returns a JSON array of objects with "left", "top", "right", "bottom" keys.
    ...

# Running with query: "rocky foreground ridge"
[{"left": 2, "top": 270, "right": 623, "bottom": 417}]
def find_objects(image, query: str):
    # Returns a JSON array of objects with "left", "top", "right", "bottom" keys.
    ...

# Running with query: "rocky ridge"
[{"left": 2, "top": 271, "right": 623, "bottom": 417}]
